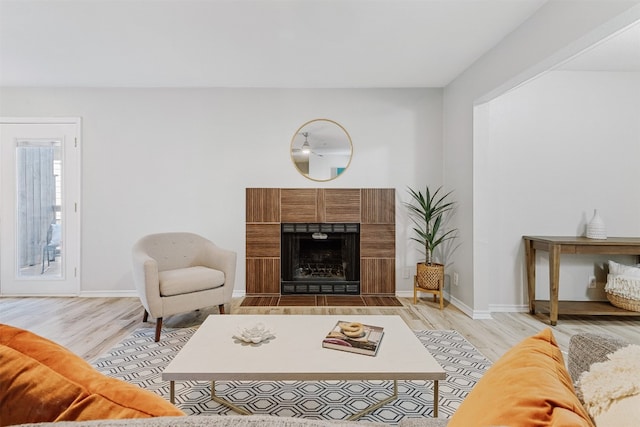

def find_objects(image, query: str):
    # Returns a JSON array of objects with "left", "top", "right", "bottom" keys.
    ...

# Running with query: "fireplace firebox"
[{"left": 281, "top": 223, "right": 360, "bottom": 294}]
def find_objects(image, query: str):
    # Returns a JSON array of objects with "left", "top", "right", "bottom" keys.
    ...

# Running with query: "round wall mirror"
[{"left": 290, "top": 119, "right": 353, "bottom": 182}]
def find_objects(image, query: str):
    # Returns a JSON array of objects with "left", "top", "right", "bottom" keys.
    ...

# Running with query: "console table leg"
[
  {"left": 524, "top": 238, "right": 536, "bottom": 314},
  {"left": 169, "top": 381, "right": 175, "bottom": 404},
  {"left": 549, "top": 244, "right": 560, "bottom": 326}
]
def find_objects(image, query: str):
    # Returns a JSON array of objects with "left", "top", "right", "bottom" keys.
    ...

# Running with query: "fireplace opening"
[{"left": 281, "top": 223, "right": 360, "bottom": 294}]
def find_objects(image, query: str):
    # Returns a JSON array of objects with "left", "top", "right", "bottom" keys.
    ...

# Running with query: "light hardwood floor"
[{"left": 1, "top": 296, "right": 638, "bottom": 363}]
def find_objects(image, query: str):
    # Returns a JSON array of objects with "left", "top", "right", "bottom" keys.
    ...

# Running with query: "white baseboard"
[
  {"left": 446, "top": 295, "right": 494, "bottom": 320},
  {"left": 395, "top": 290, "right": 414, "bottom": 298},
  {"left": 79, "top": 290, "right": 138, "bottom": 297},
  {"left": 0, "top": 292, "right": 78, "bottom": 297},
  {"left": 488, "top": 304, "right": 529, "bottom": 313}
]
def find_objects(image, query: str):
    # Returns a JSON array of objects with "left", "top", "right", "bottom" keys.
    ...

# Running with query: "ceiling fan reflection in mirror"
[{"left": 292, "top": 132, "right": 323, "bottom": 157}]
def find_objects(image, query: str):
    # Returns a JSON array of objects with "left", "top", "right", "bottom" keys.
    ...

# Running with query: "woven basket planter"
[
  {"left": 606, "top": 292, "right": 640, "bottom": 312},
  {"left": 416, "top": 263, "right": 444, "bottom": 290}
]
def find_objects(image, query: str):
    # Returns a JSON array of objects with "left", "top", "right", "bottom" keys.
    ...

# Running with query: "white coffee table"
[{"left": 162, "top": 314, "right": 445, "bottom": 419}]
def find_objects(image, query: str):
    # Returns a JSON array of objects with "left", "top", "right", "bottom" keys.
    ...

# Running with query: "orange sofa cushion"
[
  {"left": 448, "top": 328, "right": 594, "bottom": 427},
  {"left": 0, "top": 324, "right": 184, "bottom": 426}
]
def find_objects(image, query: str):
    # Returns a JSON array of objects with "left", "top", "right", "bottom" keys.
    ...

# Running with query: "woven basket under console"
[{"left": 606, "top": 292, "right": 640, "bottom": 312}]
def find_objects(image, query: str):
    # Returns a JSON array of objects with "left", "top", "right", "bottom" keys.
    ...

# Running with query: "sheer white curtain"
[{"left": 16, "top": 144, "right": 55, "bottom": 267}]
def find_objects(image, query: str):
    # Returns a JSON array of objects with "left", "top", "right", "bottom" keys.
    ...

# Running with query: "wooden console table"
[{"left": 523, "top": 236, "right": 640, "bottom": 325}]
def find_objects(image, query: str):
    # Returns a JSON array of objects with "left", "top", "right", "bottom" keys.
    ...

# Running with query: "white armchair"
[{"left": 132, "top": 232, "right": 237, "bottom": 341}]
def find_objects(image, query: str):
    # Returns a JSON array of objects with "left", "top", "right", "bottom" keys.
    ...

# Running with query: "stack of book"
[{"left": 322, "top": 320, "right": 384, "bottom": 356}]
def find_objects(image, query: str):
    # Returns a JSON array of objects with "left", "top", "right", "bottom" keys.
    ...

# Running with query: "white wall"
[
  {"left": 0, "top": 87, "right": 443, "bottom": 296},
  {"left": 483, "top": 71, "right": 640, "bottom": 309},
  {"left": 443, "top": 1, "right": 640, "bottom": 317}
]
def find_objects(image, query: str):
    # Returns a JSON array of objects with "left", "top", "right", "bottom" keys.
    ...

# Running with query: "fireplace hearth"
[{"left": 281, "top": 223, "right": 360, "bottom": 295}]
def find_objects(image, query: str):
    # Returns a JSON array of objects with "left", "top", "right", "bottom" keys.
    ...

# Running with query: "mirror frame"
[{"left": 290, "top": 118, "right": 353, "bottom": 182}]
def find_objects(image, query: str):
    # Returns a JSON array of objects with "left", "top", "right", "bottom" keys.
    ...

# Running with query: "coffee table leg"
[
  {"left": 210, "top": 380, "right": 251, "bottom": 415},
  {"left": 433, "top": 380, "right": 439, "bottom": 418},
  {"left": 169, "top": 381, "right": 175, "bottom": 404},
  {"left": 347, "top": 380, "right": 398, "bottom": 421}
]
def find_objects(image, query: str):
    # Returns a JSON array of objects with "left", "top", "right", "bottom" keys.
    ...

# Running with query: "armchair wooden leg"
[
  {"left": 143, "top": 310, "right": 149, "bottom": 322},
  {"left": 218, "top": 304, "right": 225, "bottom": 315},
  {"left": 154, "top": 318, "right": 163, "bottom": 342}
]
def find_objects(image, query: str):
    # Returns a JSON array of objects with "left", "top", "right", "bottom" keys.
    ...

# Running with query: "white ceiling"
[
  {"left": 0, "top": 0, "right": 550, "bottom": 88},
  {"left": 1, "top": 0, "right": 637, "bottom": 89}
]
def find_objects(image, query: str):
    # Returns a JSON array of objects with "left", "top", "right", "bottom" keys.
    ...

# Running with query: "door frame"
[{"left": 0, "top": 117, "right": 82, "bottom": 296}]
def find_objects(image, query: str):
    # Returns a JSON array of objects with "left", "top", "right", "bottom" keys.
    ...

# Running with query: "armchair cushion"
[{"left": 159, "top": 266, "right": 225, "bottom": 297}]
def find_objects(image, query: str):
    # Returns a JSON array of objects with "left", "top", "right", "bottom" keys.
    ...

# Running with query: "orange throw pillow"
[
  {"left": 448, "top": 328, "right": 594, "bottom": 427},
  {"left": 0, "top": 324, "right": 184, "bottom": 426}
]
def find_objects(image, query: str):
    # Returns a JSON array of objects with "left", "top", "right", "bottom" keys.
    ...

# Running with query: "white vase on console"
[{"left": 586, "top": 209, "right": 607, "bottom": 240}]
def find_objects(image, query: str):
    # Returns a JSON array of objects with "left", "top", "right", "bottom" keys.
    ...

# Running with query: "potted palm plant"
[{"left": 404, "top": 186, "right": 457, "bottom": 290}]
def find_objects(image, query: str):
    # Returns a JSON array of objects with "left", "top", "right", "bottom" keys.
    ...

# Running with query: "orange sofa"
[
  {"left": 0, "top": 324, "right": 184, "bottom": 426},
  {"left": 1, "top": 323, "right": 631, "bottom": 427}
]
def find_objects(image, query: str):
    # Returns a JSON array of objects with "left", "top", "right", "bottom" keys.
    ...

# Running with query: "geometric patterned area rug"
[{"left": 93, "top": 328, "right": 491, "bottom": 425}]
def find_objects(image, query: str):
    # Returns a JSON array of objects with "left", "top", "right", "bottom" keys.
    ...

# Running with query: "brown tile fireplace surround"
[{"left": 245, "top": 188, "right": 396, "bottom": 299}]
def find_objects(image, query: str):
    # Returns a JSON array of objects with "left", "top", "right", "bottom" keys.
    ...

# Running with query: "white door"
[{"left": 0, "top": 118, "right": 81, "bottom": 295}]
